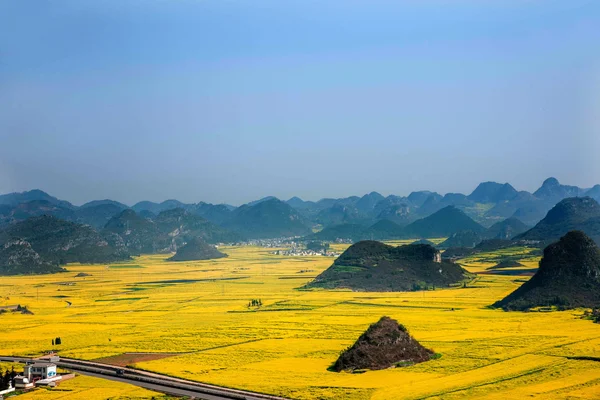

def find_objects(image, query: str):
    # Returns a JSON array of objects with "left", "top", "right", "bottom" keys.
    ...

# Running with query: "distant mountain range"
[
  {"left": 515, "top": 197, "right": 600, "bottom": 245},
  {"left": 1, "top": 177, "right": 600, "bottom": 274}
]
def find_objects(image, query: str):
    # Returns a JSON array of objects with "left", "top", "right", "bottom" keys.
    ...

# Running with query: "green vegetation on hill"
[
  {"left": 0, "top": 238, "right": 65, "bottom": 275},
  {"left": 305, "top": 240, "right": 469, "bottom": 291},
  {"left": 225, "top": 198, "right": 312, "bottom": 239},
  {"left": 515, "top": 197, "right": 600, "bottom": 245},
  {"left": 467, "top": 182, "right": 518, "bottom": 203},
  {"left": 404, "top": 206, "right": 485, "bottom": 238},
  {"left": 104, "top": 208, "right": 241, "bottom": 255},
  {"left": 366, "top": 219, "right": 406, "bottom": 240},
  {"left": 155, "top": 208, "right": 242, "bottom": 244},
  {"left": 494, "top": 231, "right": 600, "bottom": 310},
  {"left": 0, "top": 215, "right": 130, "bottom": 264},
  {"left": 485, "top": 217, "right": 529, "bottom": 239},
  {"left": 104, "top": 209, "right": 168, "bottom": 254}
]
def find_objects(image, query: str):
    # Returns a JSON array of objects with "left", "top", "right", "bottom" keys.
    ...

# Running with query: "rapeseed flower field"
[{"left": 2, "top": 244, "right": 600, "bottom": 399}]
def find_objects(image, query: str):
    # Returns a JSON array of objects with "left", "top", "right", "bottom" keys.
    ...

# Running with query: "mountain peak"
[{"left": 542, "top": 177, "right": 560, "bottom": 186}]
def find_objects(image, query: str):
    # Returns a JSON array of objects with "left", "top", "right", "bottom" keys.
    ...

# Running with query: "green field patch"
[
  {"left": 109, "top": 264, "right": 145, "bottom": 269},
  {"left": 332, "top": 265, "right": 366, "bottom": 273}
]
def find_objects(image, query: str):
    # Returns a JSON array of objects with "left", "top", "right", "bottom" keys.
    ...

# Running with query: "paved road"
[{"left": 0, "top": 356, "right": 287, "bottom": 400}]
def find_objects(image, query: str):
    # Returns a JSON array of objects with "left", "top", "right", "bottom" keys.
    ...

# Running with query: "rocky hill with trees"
[
  {"left": 305, "top": 241, "right": 469, "bottom": 291},
  {"left": 167, "top": 237, "right": 227, "bottom": 261},
  {"left": 0, "top": 238, "right": 65, "bottom": 275},
  {"left": 494, "top": 231, "right": 600, "bottom": 310},
  {"left": 0, "top": 215, "right": 130, "bottom": 264},
  {"left": 332, "top": 316, "right": 435, "bottom": 371}
]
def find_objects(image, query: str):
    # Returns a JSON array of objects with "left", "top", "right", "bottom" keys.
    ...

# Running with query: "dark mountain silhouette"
[
  {"left": 407, "top": 191, "right": 441, "bottom": 207},
  {"left": 442, "top": 193, "right": 473, "bottom": 206},
  {"left": 305, "top": 224, "right": 368, "bottom": 242},
  {"left": 316, "top": 203, "right": 369, "bottom": 227},
  {"left": 286, "top": 196, "right": 316, "bottom": 210},
  {"left": 138, "top": 210, "right": 157, "bottom": 219},
  {"left": 0, "top": 200, "right": 76, "bottom": 227},
  {"left": 485, "top": 217, "right": 529, "bottom": 240},
  {"left": 510, "top": 200, "right": 554, "bottom": 227},
  {"left": 533, "top": 177, "right": 584, "bottom": 203},
  {"left": 103, "top": 209, "right": 170, "bottom": 254},
  {"left": 75, "top": 203, "right": 127, "bottom": 229},
  {"left": 246, "top": 196, "right": 277, "bottom": 207},
  {"left": 416, "top": 194, "right": 447, "bottom": 217},
  {"left": 376, "top": 203, "right": 413, "bottom": 226},
  {"left": 0, "top": 189, "right": 73, "bottom": 209},
  {"left": 468, "top": 182, "right": 518, "bottom": 203},
  {"left": 331, "top": 316, "right": 434, "bottom": 372},
  {"left": 439, "top": 231, "right": 483, "bottom": 249},
  {"left": 355, "top": 192, "right": 385, "bottom": 213},
  {"left": 0, "top": 216, "right": 130, "bottom": 264},
  {"left": 366, "top": 219, "right": 406, "bottom": 240},
  {"left": 586, "top": 185, "right": 600, "bottom": 203},
  {"left": 305, "top": 241, "right": 469, "bottom": 291},
  {"left": 80, "top": 199, "right": 129, "bottom": 210},
  {"left": 404, "top": 206, "right": 485, "bottom": 238},
  {"left": 0, "top": 238, "right": 64, "bottom": 275},
  {"left": 167, "top": 237, "right": 227, "bottom": 261},
  {"left": 494, "top": 231, "right": 600, "bottom": 310},
  {"left": 485, "top": 191, "right": 544, "bottom": 220},
  {"left": 225, "top": 198, "right": 311, "bottom": 239},
  {"left": 132, "top": 199, "right": 190, "bottom": 215},
  {"left": 515, "top": 197, "right": 600, "bottom": 245},
  {"left": 104, "top": 208, "right": 240, "bottom": 254},
  {"left": 155, "top": 208, "right": 242, "bottom": 244}
]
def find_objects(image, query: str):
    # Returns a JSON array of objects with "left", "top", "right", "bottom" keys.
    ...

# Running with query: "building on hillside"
[{"left": 23, "top": 363, "right": 57, "bottom": 381}]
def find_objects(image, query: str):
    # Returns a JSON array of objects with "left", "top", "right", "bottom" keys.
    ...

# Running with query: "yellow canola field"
[{"left": 1, "top": 245, "right": 600, "bottom": 399}]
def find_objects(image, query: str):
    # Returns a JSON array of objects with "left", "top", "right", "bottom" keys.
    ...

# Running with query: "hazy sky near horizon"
[{"left": 1, "top": 1, "right": 599, "bottom": 206}]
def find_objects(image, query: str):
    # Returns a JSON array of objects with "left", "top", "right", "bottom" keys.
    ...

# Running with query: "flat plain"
[{"left": 2, "top": 244, "right": 600, "bottom": 399}]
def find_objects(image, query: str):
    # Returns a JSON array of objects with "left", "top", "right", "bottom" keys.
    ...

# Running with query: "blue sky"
[{"left": 1, "top": 0, "right": 599, "bottom": 205}]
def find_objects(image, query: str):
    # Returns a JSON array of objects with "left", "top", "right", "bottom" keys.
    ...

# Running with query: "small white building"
[
  {"left": 23, "top": 363, "right": 57, "bottom": 381},
  {"left": 13, "top": 375, "right": 33, "bottom": 390}
]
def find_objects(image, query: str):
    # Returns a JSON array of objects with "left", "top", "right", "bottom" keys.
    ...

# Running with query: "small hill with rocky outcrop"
[
  {"left": 494, "top": 231, "right": 600, "bottom": 310},
  {"left": 305, "top": 241, "right": 469, "bottom": 291},
  {"left": 0, "top": 238, "right": 64, "bottom": 275},
  {"left": 167, "top": 237, "right": 227, "bottom": 261},
  {"left": 332, "top": 316, "right": 434, "bottom": 372}
]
